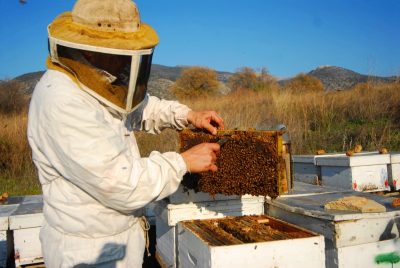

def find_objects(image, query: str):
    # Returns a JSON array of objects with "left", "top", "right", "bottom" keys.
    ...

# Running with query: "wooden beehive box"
[
  {"left": 0, "top": 203, "right": 19, "bottom": 268},
  {"left": 8, "top": 195, "right": 44, "bottom": 267},
  {"left": 389, "top": 153, "right": 400, "bottom": 190},
  {"left": 315, "top": 153, "right": 391, "bottom": 192},
  {"left": 179, "top": 129, "right": 291, "bottom": 198},
  {"left": 177, "top": 215, "right": 325, "bottom": 268},
  {"left": 292, "top": 154, "right": 322, "bottom": 185},
  {"left": 154, "top": 197, "right": 265, "bottom": 267},
  {"left": 292, "top": 153, "right": 346, "bottom": 185},
  {"left": 267, "top": 182, "right": 400, "bottom": 268},
  {"left": 0, "top": 213, "right": 7, "bottom": 268}
]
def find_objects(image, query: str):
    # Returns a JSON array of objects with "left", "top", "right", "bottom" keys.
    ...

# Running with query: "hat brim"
[{"left": 48, "top": 12, "right": 159, "bottom": 50}]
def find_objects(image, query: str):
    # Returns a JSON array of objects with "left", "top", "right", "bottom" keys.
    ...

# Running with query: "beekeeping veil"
[{"left": 47, "top": 0, "right": 159, "bottom": 114}]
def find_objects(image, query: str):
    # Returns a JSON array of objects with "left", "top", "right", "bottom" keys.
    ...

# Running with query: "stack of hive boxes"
[
  {"left": 154, "top": 129, "right": 325, "bottom": 267},
  {"left": 293, "top": 152, "right": 396, "bottom": 192},
  {"left": 0, "top": 195, "right": 44, "bottom": 267},
  {"left": 0, "top": 202, "right": 17, "bottom": 267},
  {"left": 154, "top": 190, "right": 266, "bottom": 267},
  {"left": 267, "top": 181, "right": 400, "bottom": 268}
]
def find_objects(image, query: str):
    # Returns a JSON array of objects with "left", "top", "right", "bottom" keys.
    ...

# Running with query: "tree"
[
  {"left": 171, "top": 66, "right": 221, "bottom": 99},
  {"left": 284, "top": 73, "right": 324, "bottom": 92},
  {"left": 228, "top": 67, "right": 277, "bottom": 92},
  {"left": 257, "top": 67, "right": 278, "bottom": 91}
]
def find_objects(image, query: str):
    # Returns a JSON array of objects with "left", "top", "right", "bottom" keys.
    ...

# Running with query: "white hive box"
[
  {"left": 154, "top": 196, "right": 265, "bottom": 268},
  {"left": 266, "top": 182, "right": 400, "bottom": 268},
  {"left": 8, "top": 195, "right": 44, "bottom": 267},
  {"left": 155, "top": 216, "right": 176, "bottom": 268},
  {"left": 389, "top": 153, "right": 400, "bottom": 190},
  {"left": 177, "top": 215, "right": 325, "bottom": 268},
  {"left": 0, "top": 214, "right": 6, "bottom": 268},
  {"left": 157, "top": 196, "right": 265, "bottom": 227},
  {"left": 315, "top": 153, "right": 391, "bottom": 192},
  {"left": 293, "top": 153, "right": 349, "bottom": 185},
  {"left": 169, "top": 184, "right": 250, "bottom": 204},
  {"left": 293, "top": 154, "right": 322, "bottom": 185},
  {"left": 0, "top": 202, "right": 19, "bottom": 268}
]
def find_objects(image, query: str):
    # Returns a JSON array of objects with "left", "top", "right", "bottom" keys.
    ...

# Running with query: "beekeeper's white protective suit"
[
  {"left": 28, "top": 69, "right": 190, "bottom": 267},
  {"left": 27, "top": 0, "right": 222, "bottom": 267}
]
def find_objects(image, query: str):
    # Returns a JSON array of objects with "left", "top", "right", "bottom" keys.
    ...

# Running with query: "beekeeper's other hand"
[
  {"left": 187, "top": 111, "right": 224, "bottom": 135},
  {"left": 181, "top": 143, "right": 220, "bottom": 173}
]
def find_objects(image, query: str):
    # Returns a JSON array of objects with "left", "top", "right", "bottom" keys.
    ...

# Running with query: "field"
[
  {"left": 0, "top": 112, "right": 39, "bottom": 195},
  {"left": 1, "top": 81, "right": 400, "bottom": 195}
]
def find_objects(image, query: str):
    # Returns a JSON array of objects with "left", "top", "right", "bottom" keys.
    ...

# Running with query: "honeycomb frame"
[{"left": 179, "top": 129, "right": 290, "bottom": 198}]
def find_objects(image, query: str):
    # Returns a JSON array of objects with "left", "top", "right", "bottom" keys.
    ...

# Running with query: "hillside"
[
  {"left": 13, "top": 71, "right": 45, "bottom": 94},
  {"left": 8, "top": 64, "right": 398, "bottom": 97},
  {"left": 308, "top": 66, "right": 398, "bottom": 91},
  {"left": 10, "top": 64, "right": 233, "bottom": 99}
]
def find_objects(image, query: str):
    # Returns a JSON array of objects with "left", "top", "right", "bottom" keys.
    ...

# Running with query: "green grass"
[{"left": 0, "top": 174, "right": 41, "bottom": 196}]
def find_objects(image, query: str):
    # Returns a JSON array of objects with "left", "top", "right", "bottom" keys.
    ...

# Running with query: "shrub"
[
  {"left": 0, "top": 80, "right": 27, "bottom": 114},
  {"left": 171, "top": 67, "right": 221, "bottom": 99},
  {"left": 0, "top": 138, "right": 12, "bottom": 170},
  {"left": 228, "top": 67, "right": 277, "bottom": 92},
  {"left": 284, "top": 73, "right": 324, "bottom": 93}
]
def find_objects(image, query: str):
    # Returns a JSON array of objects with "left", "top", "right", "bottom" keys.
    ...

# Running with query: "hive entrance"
[
  {"left": 183, "top": 215, "right": 313, "bottom": 246},
  {"left": 180, "top": 129, "right": 288, "bottom": 197}
]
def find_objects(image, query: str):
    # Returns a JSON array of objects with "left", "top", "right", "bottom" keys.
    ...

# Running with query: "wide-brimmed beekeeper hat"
[{"left": 47, "top": 0, "right": 159, "bottom": 114}]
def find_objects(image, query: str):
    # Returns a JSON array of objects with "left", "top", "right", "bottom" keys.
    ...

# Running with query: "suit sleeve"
[
  {"left": 140, "top": 95, "right": 192, "bottom": 134},
  {"left": 44, "top": 95, "right": 187, "bottom": 213}
]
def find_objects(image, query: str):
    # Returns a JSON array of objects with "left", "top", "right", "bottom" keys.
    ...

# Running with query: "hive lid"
[
  {"left": 9, "top": 207, "right": 44, "bottom": 230},
  {"left": 315, "top": 153, "right": 391, "bottom": 167},
  {"left": 292, "top": 155, "right": 317, "bottom": 164},
  {"left": 0, "top": 204, "right": 19, "bottom": 231},
  {"left": 391, "top": 153, "right": 400, "bottom": 163},
  {"left": 0, "top": 195, "right": 43, "bottom": 230},
  {"left": 267, "top": 182, "right": 400, "bottom": 221},
  {"left": 9, "top": 197, "right": 43, "bottom": 230},
  {"left": 293, "top": 153, "right": 346, "bottom": 164}
]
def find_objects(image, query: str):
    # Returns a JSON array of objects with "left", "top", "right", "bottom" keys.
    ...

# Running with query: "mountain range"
[
  {"left": 306, "top": 66, "right": 398, "bottom": 91},
  {"left": 7, "top": 65, "right": 399, "bottom": 99}
]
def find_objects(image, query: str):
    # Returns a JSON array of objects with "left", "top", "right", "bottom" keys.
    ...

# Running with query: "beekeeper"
[{"left": 27, "top": 0, "right": 224, "bottom": 267}]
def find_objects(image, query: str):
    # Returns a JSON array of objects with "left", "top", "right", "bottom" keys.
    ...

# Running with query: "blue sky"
[{"left": 0, "top": 0, "right": 399, "bottom": 79}]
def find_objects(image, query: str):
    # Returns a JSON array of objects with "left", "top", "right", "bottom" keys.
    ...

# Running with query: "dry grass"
[
  {"left": 178, "top": 81, "right": 400, "bottom": 154},
  {"left": 1, "top": 81, "right": 399, "bottom": 195},
  {"left": 0, "top": 111, "right": 40, "bottom": 195}
]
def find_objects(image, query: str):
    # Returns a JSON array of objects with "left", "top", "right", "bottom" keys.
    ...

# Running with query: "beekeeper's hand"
[
  {"left": 181, "top": 143, "right": 220, "bottom": 173},
  {"left": 187, "top": 111, "right": 225, "bottom": 135}
]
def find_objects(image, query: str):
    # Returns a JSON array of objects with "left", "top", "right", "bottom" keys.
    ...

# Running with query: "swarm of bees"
[{"left": 180, "top": 129, "right": 282, "bottom": 198}]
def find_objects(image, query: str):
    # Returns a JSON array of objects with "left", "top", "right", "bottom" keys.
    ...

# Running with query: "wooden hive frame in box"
[
  {"left": 179, "top": 129, "right": 291, "bottom": 198},
  {"left": 177, "top": 215, "right": 325, "bottom": 268},
  {"left": 181, "top": 215, "right": 316, "bottom": 246}
]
